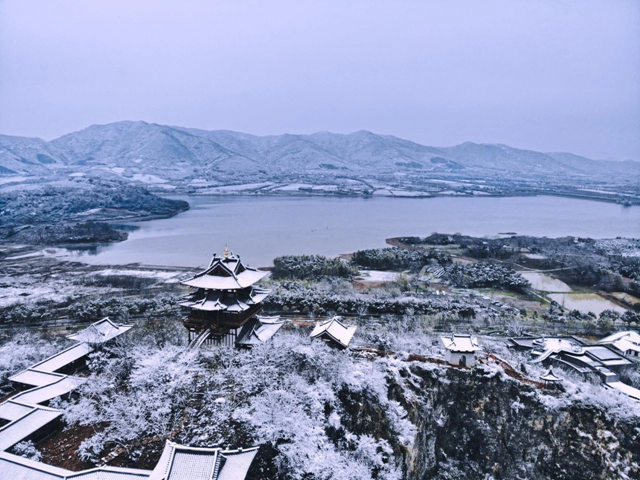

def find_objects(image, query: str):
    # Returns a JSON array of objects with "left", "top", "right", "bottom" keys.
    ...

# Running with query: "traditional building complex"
[
  {"left": 180, "top": 249, "right": 279, "bottom": 348},
  {"left": 509, "top": 335, "right": 640, "bottom": 400}
]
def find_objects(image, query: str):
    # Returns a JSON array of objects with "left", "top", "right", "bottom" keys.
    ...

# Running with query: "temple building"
[
  {"left": 310, "top": 317, "right": 357, "bottom": 349},
  {"left": 180, "top": 249, "right": 274, "bottom": 347}
]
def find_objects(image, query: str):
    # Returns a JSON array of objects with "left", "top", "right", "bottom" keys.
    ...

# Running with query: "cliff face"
[{"left": 375, "top": 364, "right": 639, "bottom": 480}]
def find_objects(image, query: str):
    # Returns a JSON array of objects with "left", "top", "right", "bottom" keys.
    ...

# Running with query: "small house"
[{"left": 440, "top": 334, "right": 481, "bottom": 367}]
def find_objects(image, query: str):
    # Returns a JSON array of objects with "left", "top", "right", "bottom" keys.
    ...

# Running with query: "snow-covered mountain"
[{"left": 1, "top": 121, "right": 638, "bottom": 184}]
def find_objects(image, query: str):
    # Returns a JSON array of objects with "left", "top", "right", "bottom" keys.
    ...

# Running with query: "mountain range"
[{"left": 1, "top": 121, "right": 638, "bottom": 194}]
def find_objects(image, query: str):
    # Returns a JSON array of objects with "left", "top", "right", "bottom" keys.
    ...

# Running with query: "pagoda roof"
[
  {"left": 440, "top": 334, "right": 481, "bottom": 353},
  {"left": 182, "top": 252, "right": 268, "bottom": 290},
  {"left": 179, "top": 287, "right": 270, "bottom": 313},
  {"left": 310, "top": 317, "right": 356, "bottom": 348},
  {"left": 540, "top": 369, "right": 562, "bottom": 382}
]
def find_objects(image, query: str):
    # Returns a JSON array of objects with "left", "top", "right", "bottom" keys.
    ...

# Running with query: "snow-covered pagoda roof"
[
  {"left": 149, "top": 441, "right": 259, "bottom": 480},
  {"left": 310, "top": 317, "right": 357, "bottom": 349},
  {"left": 440, "top": 334, "right": 481, "bottom": 353},
  {"left": 179, "top": 287, "right": 270, "bottom": 313},
  {"left": 236, "top": 315, "right": 285, "bottom": 346},
  {"left": 182, "top": 251, "right": 268, "bottom": 290},
  {"left": 598, "top": 330, "right": 640, "bottom": 355}
]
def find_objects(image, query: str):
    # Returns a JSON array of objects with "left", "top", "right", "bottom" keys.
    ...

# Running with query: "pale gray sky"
[{"left": 0, "top": 0, "right": 638, "bottom": 160}]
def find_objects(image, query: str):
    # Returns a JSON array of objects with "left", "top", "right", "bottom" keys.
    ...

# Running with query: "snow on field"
[
  {"left": 132, "top": 173, "right": 168, "bottom": 184},
  {"left": 93, "top": 269, "right": 182, "bottom": 282},
  {"left": 0, "top": 275, "right": 114, "bottom": 308},
  {"left": 357, "top": 270, "right": 401, "bottom": 283},
  {"left": 110, "top": 167, "right": 125, "bottom": 175},
  {"left": 274, "top": 183, "right": 313, "bottom": 191},
  {"left": 198, "top": 182, "right": 274, "bottom": 193},
  {"left": 76, "top": 208, "right": 103, "bottom": 216}
]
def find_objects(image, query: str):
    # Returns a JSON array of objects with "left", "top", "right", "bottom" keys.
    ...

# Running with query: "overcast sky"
[{"left": 0, "top": 0, "right": 638, "bottom": 160}]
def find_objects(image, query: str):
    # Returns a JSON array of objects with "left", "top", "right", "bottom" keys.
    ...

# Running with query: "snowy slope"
[{"left": 1, "top": 122, "right": 638, "bottom": 184}]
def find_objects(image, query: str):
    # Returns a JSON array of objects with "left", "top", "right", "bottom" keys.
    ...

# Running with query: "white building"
[
  {"left": 440, "top": 334, "right": 481, "bottom": 367},
  {"left": 598, "top": 330, "right": 640, "bottom": 359}
]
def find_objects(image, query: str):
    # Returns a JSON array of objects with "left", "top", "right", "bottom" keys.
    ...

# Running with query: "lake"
[{"left": 68, "top": 195, "right": 640, "bottom": 268}]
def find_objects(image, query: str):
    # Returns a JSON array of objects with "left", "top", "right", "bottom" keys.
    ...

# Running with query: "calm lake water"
[{"left": 70, "top": 195, "right": 640, "bottom": 268}]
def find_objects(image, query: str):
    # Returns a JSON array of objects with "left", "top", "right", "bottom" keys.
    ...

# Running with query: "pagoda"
[{"left": 180, "top": 248, "right": 271, "bottom": 347}]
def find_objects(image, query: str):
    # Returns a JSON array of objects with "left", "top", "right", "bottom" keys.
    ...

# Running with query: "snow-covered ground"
[
  {"left": 92, "top": 269, "right": 183, "bottom": 282},
  {"left": 356, "top": 270, "right": 401, "bottom": 283}
]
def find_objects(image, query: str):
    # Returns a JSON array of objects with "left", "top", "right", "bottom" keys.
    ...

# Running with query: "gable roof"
[
  {"left": 440, "top": 334, "right": 481, "bottom": 353},
  {"left": 598, "top": 330, "right": 640, "bottom": 354},
  {"left": 310, "top": 317, "right": 357, "bottom": 348}
]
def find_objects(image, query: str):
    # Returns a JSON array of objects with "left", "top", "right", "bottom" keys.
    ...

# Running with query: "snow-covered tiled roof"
[
  {"left": 607, "top": 381, "right": 640, "bottom": 400},
  {"left": 0, "top": 450, "right": 151, "bottom": 480},
  {"left": 67, "top": 318, "right": 133, "bottom": 344},
  {"left": 310, "top": 317, "right": 357, "bottom": 348},
  {"left": 0, "top": 451, "right": 69, "bottom": 479},
  {"left": 1, "top": 317, "right": 133, "bottom": 454},
  {"left": 9, "top": 369, "right": 67, "bottom": 388},
  {"left": 149, "top": 441, "right": 258, "bottom": 480},
  {"left": 11, "top": 376, "right": 86, "bottom": 405},
  {"left": 27, "top": 343, "right": 92, "bottom": 375},
  {"left": 179, "top": 287, "right": 270, "bottom": 313},
  {"left": 236, "top": 316, "right": 284, "bottom": 346},
  {"left": 598, "top": 330, "right": 640, "bottom": 354},
  {"left": 0, "top": 405, "right": 62, "bottom": 451},
  {"left": 181, "top": 252, "right": 268, "bottom": 290},
  {"left": 0, "top": 401, "right": 35, "bottom": 422},
  {"left": 216, "top": 448, "right": 259, "bottom": 480},
  {"left": 440, "top": 334, "right": 481, "bottom": 353}
]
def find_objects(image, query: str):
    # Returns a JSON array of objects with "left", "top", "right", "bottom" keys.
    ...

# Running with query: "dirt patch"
[{"left": 37, "top": 423, "right": 108, "bottom": 470}]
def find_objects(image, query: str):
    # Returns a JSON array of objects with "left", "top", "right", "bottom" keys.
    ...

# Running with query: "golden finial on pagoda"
[{"left": 224, "top": 245, "right": 230, "bottom": 258}]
